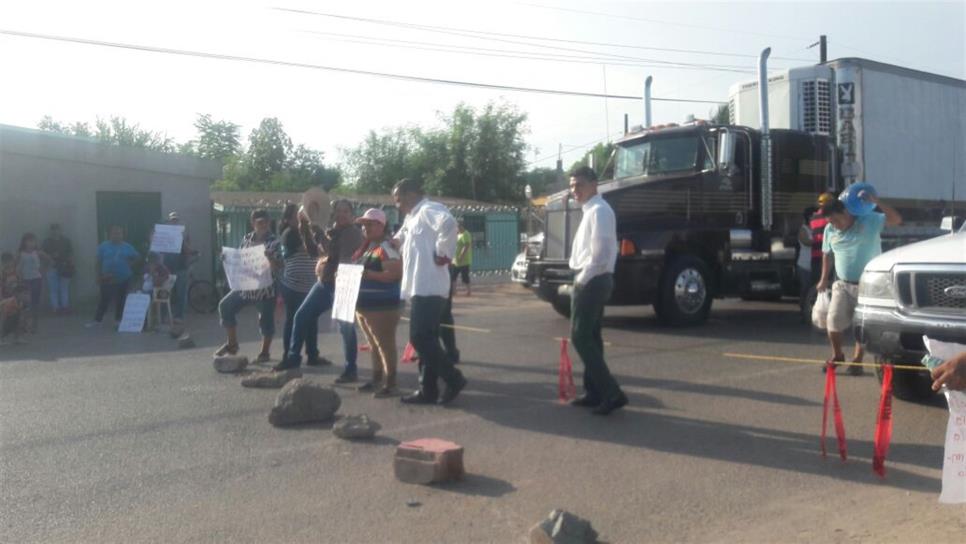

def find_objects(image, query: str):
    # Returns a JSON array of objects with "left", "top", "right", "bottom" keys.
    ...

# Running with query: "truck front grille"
[{"left": 896, "top": 269, "right": 966, "bottom": 315}]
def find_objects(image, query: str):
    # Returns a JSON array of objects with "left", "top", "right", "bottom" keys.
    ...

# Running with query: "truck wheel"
[
  {"left": 657, "top": 256, "right": 712, "bottom": 326},
  {"left": 875, "top": 356, "right": 935, "bottom": 402},
  {"left": 551, "top": 295, "right": 571, "bottom": 319}
]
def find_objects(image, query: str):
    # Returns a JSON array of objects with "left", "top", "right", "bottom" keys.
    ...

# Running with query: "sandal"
[{"left": 214, "top": 343, "right": 239, "bottom": 357}]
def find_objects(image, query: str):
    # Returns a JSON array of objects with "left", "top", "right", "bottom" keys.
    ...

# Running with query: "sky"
[{"left": 0, "top": 0, "right": 963, "bottom": 178}]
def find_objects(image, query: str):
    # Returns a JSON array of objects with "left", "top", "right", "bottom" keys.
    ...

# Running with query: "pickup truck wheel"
[
  {"left": 875, "top": 356, "right": 935, "bottom": 402},
  {"left": 551, "top": 295, "right": 571, "bottom": 319},
  {"left": 657, "top": 256, "right": 712, "bottom": 326}
]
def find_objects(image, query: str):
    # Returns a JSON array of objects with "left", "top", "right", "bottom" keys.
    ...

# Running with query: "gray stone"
[
  {"left": 529, "top": 510, "right": 599, "bottom": 544},
  {"left": 213, "top": 355, "right": 248, "bottom": 373},
  {"left": 332, "top": 414, "right": 381, "bottom": 439},
  {"left": 268, "top": 379, "right": 341, "bottom": 426},
  {"left": 177, "top": 334, "right": 195, "bottom": 349},
  {"left": 241, "top": 369, "right": 302, "bottom": 388}
]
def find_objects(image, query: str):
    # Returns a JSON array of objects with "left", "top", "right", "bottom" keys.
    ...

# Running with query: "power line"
[
  {"left": 274, "top": 7, "right": 812, "bottom": 62},
  {"left": 275, "top": 8, "right": 790, "bottom": 71},
  {"left": 517, "top": 2, "right": 813, "bottom": 42},
  {"left": 299, "top": 30, "right": 758, "bottom": 73},
  {"left": 0, "top": 28, "right": 727, "bottom": 104}
]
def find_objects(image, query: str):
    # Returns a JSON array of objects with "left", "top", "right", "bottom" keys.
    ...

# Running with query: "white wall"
[{"left": 0, "top": 125, "right": 221, "bottom": 303}]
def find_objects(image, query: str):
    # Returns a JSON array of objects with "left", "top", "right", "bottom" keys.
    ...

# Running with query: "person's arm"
[
  {"left": 863, "top": 192, "right": 902, "bottom": 226},
  {"left": 364, "top": 259, "right": 402, "bottom": 283},
  {"left": 932, "top": 351, "right": 966, "bottom": 391},
  {"left": 95, "top": 247, "right": 103, "bottom": 282},
  {"left": 798, "top": 224, "right": 812, "bottom": 246},
  {"left": 817, "top": 252, "right": 831, "bottom": 292},
  {"left": 433, "top": 210, "right": 458, "bottom": 265},
  {"left": 457, "top": 236, "right": 469, "bottom": 262},
  {"left": 299, "top": 217, "right": 320, "bottom": 258}
]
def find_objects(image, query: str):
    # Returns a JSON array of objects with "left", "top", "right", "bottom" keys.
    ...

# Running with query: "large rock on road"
[{"left": 268, "top": 379, "right": 341, "bottom": 426}]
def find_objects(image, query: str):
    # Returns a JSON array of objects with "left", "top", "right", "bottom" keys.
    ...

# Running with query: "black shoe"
[
  {"left": 306, "top": 356, "right": 332, "bottom": 367},
  {"left": 438, "top": 375, "right": 467, "bottom": 405},
  {"left": 357, "top": 381, "right": 376, "bottom": 392},
  {"left": 401, "top": 391, "right": 438, "bottom": 405},
  {"left": 272, "top": 359, "right": 300, "bottom": 371},
  {"left": 447, "top": 349, "right": 461, "bottom": 365},
  {"left": 847, "top": 363, "right": 865, "bottom": 376},
  {"left": 334, "top": 372, "right": 358, "bottom": 384},
  {"left": 570, "top": 395, "right": 601, "bottom": 408},
  {"left": 592, "top": 393, "right": 629, "bottom": 416}
]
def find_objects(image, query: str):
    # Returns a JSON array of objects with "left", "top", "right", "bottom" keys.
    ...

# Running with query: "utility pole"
[
  {"left": 624, "top": 113, "right": 629, "bottom": 134},
  {"left": 810, "top": 35, "right": 828, "bottom": 63}
]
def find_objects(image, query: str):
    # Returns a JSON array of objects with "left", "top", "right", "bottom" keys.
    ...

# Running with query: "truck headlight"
[{"left": 858, "top": 271, "right": 896, "bottom": 307}]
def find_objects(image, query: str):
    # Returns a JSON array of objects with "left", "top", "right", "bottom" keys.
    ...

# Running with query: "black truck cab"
[{"left": 527, "top": 123, "right": 834, "bottom": 325}]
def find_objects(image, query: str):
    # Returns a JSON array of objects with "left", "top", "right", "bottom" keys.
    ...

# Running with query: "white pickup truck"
[{"left": 855, "top": 221, "right": 966, "bottom": 400}]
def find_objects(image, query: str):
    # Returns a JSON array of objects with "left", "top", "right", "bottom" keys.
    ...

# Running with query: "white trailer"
[{"left": 730, "top": 57, "right": 966, "bottom": 225}]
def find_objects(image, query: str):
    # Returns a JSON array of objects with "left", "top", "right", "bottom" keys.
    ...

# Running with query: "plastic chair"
[{"left": 149, "top": 275, "right": 177, "bottom": 331}]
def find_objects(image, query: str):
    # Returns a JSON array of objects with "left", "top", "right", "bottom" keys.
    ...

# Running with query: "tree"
[
  {"left": 711, "top": 104, "right": 730, "bottom": 125},
  {"left": 342, "top": 128, "right": 421, "bottom": 194},
  {"left": 93, "top": 116, "right": 176, "bottom": 152},
  {"left": 522, "top": 167, "right": 561, "bottom": 198},
  {"left": 245, "top": 117, "right": 292, "bottom": 185},
  {"left": 569, "top": 142, "right": 615, "bottom": 177},
  {"left": 194, "top": 114, "right": 241, "bottom": 161}
]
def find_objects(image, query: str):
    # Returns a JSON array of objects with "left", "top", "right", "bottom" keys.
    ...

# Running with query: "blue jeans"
[
  {"left": 218, "top": 290, "right": 275, "bottom": 337},
  {"left": 46, "top": 270, "right": 70, "bottom": 310},
  {"left": 340, "top": 320, "right": 358, "bottom": 375},
  {"left": 279, "top": 283, "right": 315, "bottom": 363},
  {"left": 170, "top": 270, "right": 189, "bottom": 320},
  {"left": 288, "top": 282, "right": 332, "bottom": 365}
]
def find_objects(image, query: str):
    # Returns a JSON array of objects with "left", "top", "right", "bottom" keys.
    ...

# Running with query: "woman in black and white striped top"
[{"left": 277, "top": 203, "right": 324, "bottom": 365}]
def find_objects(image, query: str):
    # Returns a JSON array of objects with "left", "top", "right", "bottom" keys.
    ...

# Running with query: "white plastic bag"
[
  {"left": 811, "top": 289, "right": 831, "bottom": 330},
  {"left": 925, "top": 337, "right": 966, "bottom": 504}
]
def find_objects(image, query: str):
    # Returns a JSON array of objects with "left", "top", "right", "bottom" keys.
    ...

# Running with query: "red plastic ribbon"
[
  {"left": 359, "top": 344, "right": 371, "bottom": 352},
  {"left": 821, "top": 361, "right": 848, "bottom": 461},
  {"left": 558, "top": 338, "right": 576, "bottom": 402},
  {"left": 400, "top": 342, "right": 417, "bottom": 365},
  {"left": 873, "top": 364, "right": 894, "bottom": 477}
]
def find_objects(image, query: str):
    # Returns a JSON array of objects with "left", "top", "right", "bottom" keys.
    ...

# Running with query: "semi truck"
[{"left": 524, "top": 52, "right": 966, "bottom": 325}]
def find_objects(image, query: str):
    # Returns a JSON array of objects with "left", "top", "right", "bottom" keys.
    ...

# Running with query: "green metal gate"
[{"left": 95, "top": 190, "right": 161, "bottom": 253}]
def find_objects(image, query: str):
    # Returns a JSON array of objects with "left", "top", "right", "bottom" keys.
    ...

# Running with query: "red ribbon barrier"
[
  {"left": 821, "top": 361, "right": 848, "bottom": 461},
  {"left": 873, "top": 364, "right": 894, "bottom": 477},
  {"left": 558, "top": 338, "right": 576, "bottom": 403},
  {"left": 359, "top": 344, "right": 371, "bottom": 352},
  {"left": 400, "top": 342, "right": 417, "bottom": 365}
]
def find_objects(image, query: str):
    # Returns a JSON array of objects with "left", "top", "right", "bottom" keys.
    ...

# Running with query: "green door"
[{"left": 95, "top": 191, "right": 162, "bottom": 271}]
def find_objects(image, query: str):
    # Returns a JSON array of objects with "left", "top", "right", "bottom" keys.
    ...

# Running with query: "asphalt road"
[{"left": 1, "top": 285, "right": 963, "bottom": 543}]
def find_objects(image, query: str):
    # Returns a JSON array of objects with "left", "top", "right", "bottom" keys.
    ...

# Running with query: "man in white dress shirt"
[
  {"left": 568, "top": 166, "right": 628, "bottom": 416},
  {"left": 392, "top": 178, "right": 467, "bottom": 405}
]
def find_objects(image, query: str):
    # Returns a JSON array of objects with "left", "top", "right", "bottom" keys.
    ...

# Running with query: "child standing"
[
  {"left": 1, "top": 252, "right": 25, "bottom": 345},
  {"left": 16, "top": 233, "right": 47, "bottom": 334}
]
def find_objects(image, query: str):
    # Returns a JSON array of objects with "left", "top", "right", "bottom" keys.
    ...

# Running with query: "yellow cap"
[{"left": 817, "top": 192, "right": 835, "bottom": 206}]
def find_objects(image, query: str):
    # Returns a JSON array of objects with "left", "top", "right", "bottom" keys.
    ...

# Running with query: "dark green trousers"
[{"left": 571, "top": 273, "right": 622, "bottom": 401}]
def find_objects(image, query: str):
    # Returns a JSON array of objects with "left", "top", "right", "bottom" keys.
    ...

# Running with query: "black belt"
[{"left": 841, "top": 280, "right": 859, "bottom": 286}]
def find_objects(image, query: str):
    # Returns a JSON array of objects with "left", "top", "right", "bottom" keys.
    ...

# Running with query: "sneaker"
[
  {"left": 272, "top": 359, "right": 301, "bottom": 372},
  {"left": 254, "top": 352, "right": 272, "bottom": 364},
  {"left": 306, "top": 356, "right": 333, "bottom": 367},
  {"left": 214, "top": 343, "right": 239, "bottom": 357},
  {"left": 334, "top": 372, "right": 358, "bottom": 384},
  {"left": 84, "top": 321, "right": 102, "bottom": 328},
  {"left": 357, "top": 381, "right": 376, "bottom": 392},
  {"left": 374, "top": 387, "right": 397, "bottom": 398}
]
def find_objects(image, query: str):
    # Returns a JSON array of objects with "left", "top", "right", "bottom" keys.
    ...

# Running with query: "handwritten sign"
[
  {"left": 118, "top": 293, "right": 150, "bottom": 333},
  {"left": 222, "top": 246, "right": 273, "bottom": 292},
  {"left": 926, "top": 337, "right": 966, "bottom": 504},
  {"left": 150, "top": 224, "right": 185, "bottom": 254},
  {"left": 332, "top": 264, "right": 364, "bottom": 323}
]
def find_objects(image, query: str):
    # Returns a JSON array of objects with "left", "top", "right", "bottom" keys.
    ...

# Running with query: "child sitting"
[
  {"left": 1, "top": 252, "right": 25, "bottom": 345},
  {"left": 142, "top": 252, "right": 171, "bottom": 295}
]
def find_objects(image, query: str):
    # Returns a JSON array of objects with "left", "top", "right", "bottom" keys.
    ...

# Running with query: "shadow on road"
[
  {"left": 454, "top": 373, "right": 942, "bottom": 493},
  {"left": 435, "top": 473, "right": 517, "bottom": 498}
]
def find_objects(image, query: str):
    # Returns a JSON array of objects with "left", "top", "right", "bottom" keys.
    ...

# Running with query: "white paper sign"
[
  {"left": 332, "top": 264, "right": 364, "bottom": 323},
  {"left": 118, "top": 293, "right": 151, "bottom": 333},
  {"left": 926, "top": 337, "right": 966, "bottom": 504},
  {"left": 150, "top": 224, "right": 185, "bottom": 254},
  {"left": 222, "top": 246, "right": 273, "bottom": 292}
]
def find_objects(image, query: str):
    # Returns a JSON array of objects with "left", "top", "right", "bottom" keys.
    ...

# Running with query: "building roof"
[{"left": 211, "top": 191, "right": 519, "bottom": 213}]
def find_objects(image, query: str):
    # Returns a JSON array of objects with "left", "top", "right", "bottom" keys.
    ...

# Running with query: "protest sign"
[
  {"left": 222, "top": 246, "right": 273, "bottom": 291},
  {"left": 926, "top": 337, "right": 966, "bottom": 504},
  {"left": 332, "top": 264, "right": 364, "bottom": 323},
  {"left": 150, "top": 224, "right": 185, "bottom": 254},
  {"left": 118, "top": 293, "right": 151, "bottom": 333}
]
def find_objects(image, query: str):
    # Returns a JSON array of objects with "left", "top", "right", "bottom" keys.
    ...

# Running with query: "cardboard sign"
[
  {"left": 926, "top": 337, "right": 966, "bottom": 504},
  {"left": 117, "top": 293, "right": 150, "bottom": 333},
  {"left": 150, "top": 224, "right": 185, "bottom": 254},
  {"left": 222, "top": 246, "right": 273, "bottom": 292},
  {"left": 332, "top": 264, "right": 364, "bottom": 323}
]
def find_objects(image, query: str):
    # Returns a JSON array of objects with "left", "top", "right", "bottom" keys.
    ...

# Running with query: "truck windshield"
[{"left": 614, "top": 135, "right": 700, "bottom": 179}]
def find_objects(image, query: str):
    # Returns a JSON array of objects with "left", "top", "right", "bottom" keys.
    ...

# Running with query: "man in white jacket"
[
  {"left": 568, "top": 166, "right": 627, "bottom": 416},
  {"left": 392, "top": 178, "right": 467, "bottom": 405}
]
